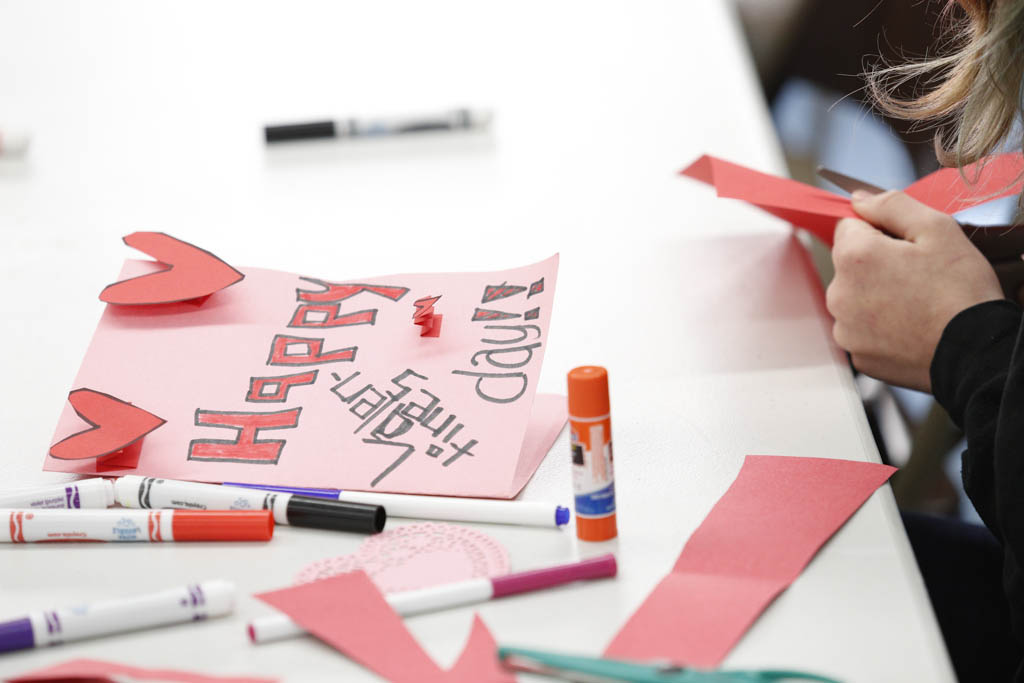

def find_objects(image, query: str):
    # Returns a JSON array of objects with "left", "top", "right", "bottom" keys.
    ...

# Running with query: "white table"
[{"left": 0, "top": 1, "right": 954, "bottom": 681}]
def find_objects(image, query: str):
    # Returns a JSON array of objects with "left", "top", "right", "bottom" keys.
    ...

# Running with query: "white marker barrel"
[
  {"left": 249, "top": 578, "right": 493, "bottom": 643},
  {"left": 0, "top": 580, "right": 234, "bottom": 652},
  {"left": 248, "top": 555, "right": 617, "bottom": 644},
  {"left": 116, "top": 476, "right": 384, "bottom": 534},
  {"left": 116, "top": 475, "right": 289, "bottom": 522},
  {"left": 1, "top": 509, "right": 274, "bottom": 542},
  {"left": 334, "top": 491, "right": 567, "bottom": 527},
  {"left": 0, "top": 479, "right": 114, "bottom": 510}
]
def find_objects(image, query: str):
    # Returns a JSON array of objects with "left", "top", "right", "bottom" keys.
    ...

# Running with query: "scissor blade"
[{"left": 815, "top": 166, "right": 887, "bottom": 196}]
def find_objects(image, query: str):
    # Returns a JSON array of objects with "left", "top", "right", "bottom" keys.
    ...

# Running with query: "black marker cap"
[
  {"left": 285, "top": 496, "right": 385, "bottom": 534},
  {"left": 264, "top": 120, "right": 337, "bottom": 143}
]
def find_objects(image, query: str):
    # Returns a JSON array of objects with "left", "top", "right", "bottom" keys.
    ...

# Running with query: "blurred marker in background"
[
  {"left": 0, "top": 128, "right": 30, "bottom": 157},
  {"left": 264, "top": 108, "right": 492, "bottom": 143}
]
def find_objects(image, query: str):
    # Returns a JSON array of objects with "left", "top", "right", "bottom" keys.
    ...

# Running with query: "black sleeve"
[{"left": 930, "top": 299, "right": 1024, "bottom": 642}]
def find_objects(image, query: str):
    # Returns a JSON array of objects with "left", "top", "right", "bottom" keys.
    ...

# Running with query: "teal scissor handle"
[{"left": 497, "top": 646, "right": 842, "bottom": 683}]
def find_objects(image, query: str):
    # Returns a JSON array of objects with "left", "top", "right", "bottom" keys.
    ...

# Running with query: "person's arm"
[
  {"left": 931, "top": 300, "right": 1021, "bottom": 530},
  {"left": 827, "top": 189, "right": 1024, "bottom": 641},
  {"left": 930, "top": 299, "right": 1024, "bottom": 648}
]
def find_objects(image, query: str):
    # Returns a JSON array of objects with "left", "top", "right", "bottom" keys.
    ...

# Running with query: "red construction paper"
[
  {"left": 604, "top": 455, "right": 896, "bottom": 668},
  {"left": 100, "top": 232, "right": 244, "bottom": 305},
  {"left": 48, "top": 389, "right": 165, "bottom": 466},
  {"left": 681, "top": 153, "right": 1024, "bottom": 245},
  {"left": 904, "top": 153, "right": 1024, "bottom": 214},
  {"left": 7, "top": 658, "right": 276, "bottom": 682},
  {"left": 255, "top": 571, "right": 514, "bottom": 683},
  {"left": 413, "top": 295, "right": 443, "bottom": 337}
]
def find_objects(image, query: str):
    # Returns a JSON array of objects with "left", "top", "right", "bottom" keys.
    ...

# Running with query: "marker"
[
  {"left": 264, "top": 108, "right": 492, "bottom": 143},
  {"left": 0, "top": 580, "right": 234, "bottom": 653},
  {"left": 224, "top": 483, "right": 570, "bottom": 528},
  {"left": 115, "top": 476, "right": 384, "bottom": 534},
  {"left": 568, "top": 366, "right": 617, "bottom": 542},
  {"left": 0, "top": 128, "right": 30, "bottom": 158},
  {"left": 1, "top": 509, "right": 273, "bottom": 542},
  {"left": 249, "top": 554, "right": 617, "bottom": 644},
  {"left": 0, "top": 479, "right": 114, "bottom": 510}
]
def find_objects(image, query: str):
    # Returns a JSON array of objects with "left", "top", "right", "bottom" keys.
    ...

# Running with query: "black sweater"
[{"left": 931, "top": 299, "right": 1024, "bottom": 677}]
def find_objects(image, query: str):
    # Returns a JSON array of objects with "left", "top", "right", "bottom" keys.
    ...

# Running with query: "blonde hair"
[{"left": 866, "top": 0, "right": 1024, "bottom": 169}]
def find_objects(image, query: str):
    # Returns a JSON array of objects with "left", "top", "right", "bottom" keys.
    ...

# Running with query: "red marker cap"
[{"left": 170, "top": 510, "right": 274, "bottom": 541}]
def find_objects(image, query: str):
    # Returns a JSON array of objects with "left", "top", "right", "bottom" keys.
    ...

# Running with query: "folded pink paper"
[
  {"left": 255, "top": 571, "right": 514, "bottom": 683},
  {"left": 605, "top": 455, "right": 896, "bottom": 667},
  {"left": 46, "top": 254, "right": 564, "bottom": 498}
]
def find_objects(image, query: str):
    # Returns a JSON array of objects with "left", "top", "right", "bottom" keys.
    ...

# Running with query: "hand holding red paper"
[
  {"left": 827, "top": 190, "right": 1004, "bottom": 392},
  {"left": 681, "top": 152, "right": 1024, "bottom": 246}
]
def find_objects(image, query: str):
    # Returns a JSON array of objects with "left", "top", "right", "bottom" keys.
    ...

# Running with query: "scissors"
[
  {"left": 816, "top": 166, "right": 1024, "bottom": 299},
  {"left": 497, "top": 646, "right": 843, "bottom": 683}
]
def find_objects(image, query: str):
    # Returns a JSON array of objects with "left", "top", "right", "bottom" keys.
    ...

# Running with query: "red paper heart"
[
  {"left": 100, "top": 232, "right": 244, "bottom": 305},
  {"left": 49, "top": 389, "right": 166, "bottom": 462}
]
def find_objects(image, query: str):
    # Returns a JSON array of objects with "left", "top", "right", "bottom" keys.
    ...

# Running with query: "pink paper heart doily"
[{"left": 294, "top": 522, "right": 510, "bottom": 593}]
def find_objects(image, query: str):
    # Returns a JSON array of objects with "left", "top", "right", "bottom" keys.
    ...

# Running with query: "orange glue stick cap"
[{"left": 568, "top": 366, "right": 610, "bottom": 418}]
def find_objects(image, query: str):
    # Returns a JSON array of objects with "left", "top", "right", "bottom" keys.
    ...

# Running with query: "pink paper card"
[
  {"left": 7, "top": 658, "right": 275, "bottom": 682},
  {"left": 604, "top": 455, "right": 896, "bottom": 667},
  {"left": 255, "top": 571, "right": 514, "bottom": 683},
  {"left": 45, "top": 256, "right": 563, "bottom": 498}
]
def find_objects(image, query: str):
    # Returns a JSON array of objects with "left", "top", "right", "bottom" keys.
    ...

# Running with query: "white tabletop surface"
[{"left": 0, "top": 1, "right": 954, "bottom": 681}]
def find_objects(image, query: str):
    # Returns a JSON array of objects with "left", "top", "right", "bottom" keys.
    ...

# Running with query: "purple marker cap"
[
  {"left": 491, "top": 554, "right": 617, "bottom": 598},
  {"left": 0, "top": 617, "right": 35, "bottom": 653}
]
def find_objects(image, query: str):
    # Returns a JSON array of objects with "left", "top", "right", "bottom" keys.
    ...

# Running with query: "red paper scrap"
[
  {"left": 413, "top": 295, "right": 443, "bottom": 337},
  {"left": 7, "top": 658, "right": 276, "bottom": 682},
  {"left": 903, "top": 153, "right": 1024, "bottom": 214},
  {"left": 100, "top": 232, "right": 244, "bottom": 305},
  {"left": 604, "top": 455, "right": 896, "bottom": 668},
  {"left": 48, "top": 389, "right": 165, "bottom": 464},
  {"left": 255, "top": 571, "right": 514, "bottom": 683},
  {"left": 681, "top": 153, "right": 1024, "bottom": 245}
]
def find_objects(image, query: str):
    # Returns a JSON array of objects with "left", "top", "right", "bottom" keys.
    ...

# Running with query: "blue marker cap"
[
  {"left": 555, "top": 506, "right": 571, "bottom": 526},
  {"left": 0, "top": 617, "right": 35, "bottom": 653}
]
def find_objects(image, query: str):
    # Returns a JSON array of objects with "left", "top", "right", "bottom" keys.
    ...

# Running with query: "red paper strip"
[
  {"left": 604, "top": 455, "right": 896, "bottom": 668},
  {"left": 255, "top": 571, "right": 514, "bottom": 683},
  {"left": 48, "top": 388, "right": 165, "bottom": 463},
  {"left": 681, "top": 153, "right": 1024, "bottom": 245},
  {"left": 100, "top": 232, "right": 244, "bottom": 305},
  {"left": 8, "top": 658, "right": 276, "bottom": 683}
]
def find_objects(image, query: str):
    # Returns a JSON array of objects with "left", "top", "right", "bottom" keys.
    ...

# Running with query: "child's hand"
[{"left": 826, "top": 190, "right": 1004, "bottom": 392}]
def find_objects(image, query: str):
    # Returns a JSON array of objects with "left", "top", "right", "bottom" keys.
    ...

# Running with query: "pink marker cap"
[{"left": 491, "top": 554, "right": 617, "bottom": 598}]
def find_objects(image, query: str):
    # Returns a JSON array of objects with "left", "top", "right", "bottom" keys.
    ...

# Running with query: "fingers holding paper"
[{"left": 826, "top": 190, "right": 1003, "bottom": 392}]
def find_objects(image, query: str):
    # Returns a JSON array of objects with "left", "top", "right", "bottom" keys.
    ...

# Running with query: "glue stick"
[{"left": 567, "top": 366, "right": 617, "bottom": 541}]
